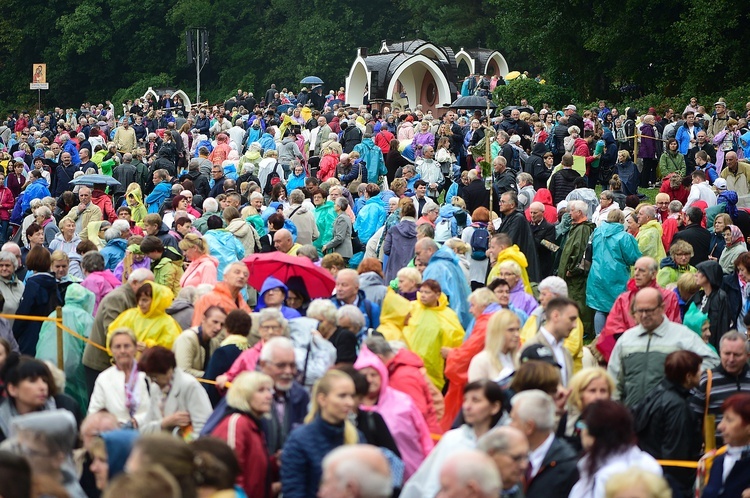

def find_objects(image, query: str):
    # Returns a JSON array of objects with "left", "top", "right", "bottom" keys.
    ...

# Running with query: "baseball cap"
[
  {"left": 714, "top": 178, "right": 727, "bottom": 191},
  {"left": 564, "top": 105, "right": 577, "bottom": 111},
  {"left": 520, "top": 344, "right": 562, "bottom": 368}
]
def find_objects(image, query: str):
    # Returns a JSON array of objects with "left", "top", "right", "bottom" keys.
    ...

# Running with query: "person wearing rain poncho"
[
  {"left": 36, "top": 284, "right": 96, "bottom": 411},
  {"left": 354, "top": 345, "right": 434, "bottom": 480},
  {"left": 239, "top": 142, "right": 262, "bottom": 176},
  {"left": 254, "top": 277, "right": 302, "bottom": 319},
  {"left": 107, "top": 281, "right": 181, "bottom": 350},
  {"left": 124, "top": 183, "right": 147, "bottom": 225},
  {"left": 113, "top": 243, "right": 151, "bottom": 283},
  {"left": 401, "top": 279, "right": 464, "bottom": 390},
  {"left": 80, "top": 220, "right": 107, "bottom": 249},
  {"left": 312, "top": 189, "right": 336, "bottom": 255},
  {"left": 8, "top": 410, "right": 87, "bottom": 498}
]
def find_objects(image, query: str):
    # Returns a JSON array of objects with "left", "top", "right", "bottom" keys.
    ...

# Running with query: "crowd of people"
[{"left": 0, "top": 90, "right": 750, "bottom": 498}]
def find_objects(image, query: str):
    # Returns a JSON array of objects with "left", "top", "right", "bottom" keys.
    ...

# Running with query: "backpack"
[
  {"left": 545, "top": 125, "right": 558, "bottom": 154},
  {"left": 511, "top": 147, "right": 522, "bottom": 173},
  {"left": 434, "top": 217, "right": 452, "bottom": 243},
  {"left": 470, "top": 225, "right": 490, "bottom": 261},
  {"left": 616, "top": 124, "right": 628, "bottom": 145},
  {"left": 264, "top": 167, "right": 282, "bottom": 195}
]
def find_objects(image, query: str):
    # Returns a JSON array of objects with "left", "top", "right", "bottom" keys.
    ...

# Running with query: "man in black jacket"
[
  {"left": 526, "top": 143, "right": 552, "bottom": 190},
  {"left": 498, "top": 191, "right": 541, "bottom": 283},
  {"left": 463, "top": 170, "right": 490, "bottom": 214},
  {"left": 492, "top": 156, "right": 517, "bottom": 213},
  {"left": 529, "top": 201, "right": 557, "bottom": 279},
  {"left": 564, "top": 104, "right": 584, "bottom": 130},
  {"left": 671, "top": 206, "right": 711, "bottom": 266},
  {"left": 510, "top": 390, "right": 578, "bottom": 498}
]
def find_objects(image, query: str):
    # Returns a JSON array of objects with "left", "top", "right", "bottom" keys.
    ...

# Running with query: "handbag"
[
  {"left": 351, "top": 230, "right": 363, "bottom": 253},
  {"left": 348, "top": 163, "right": 363, "bottom": 194}
]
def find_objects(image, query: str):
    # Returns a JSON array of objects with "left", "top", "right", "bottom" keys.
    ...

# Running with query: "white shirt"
[
  {"left": 529, "top": 432, "right": 555, "bottom": 478},
  {"left": 541, "top": 326, "right": 568, "bottom": 385},
  {"left": 683, "top": 181, "right": 717, "bottom": 211}
]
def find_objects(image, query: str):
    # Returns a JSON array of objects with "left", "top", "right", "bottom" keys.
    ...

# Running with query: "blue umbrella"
[
  {"left": 300, "top": 76, "right": 324, "bottom": 85},
  {"left": 70, "top": 174, "right": 121, "bottom": 187},
  {"left": 276, "top": 104, "right": 294, "bottom": 114}
]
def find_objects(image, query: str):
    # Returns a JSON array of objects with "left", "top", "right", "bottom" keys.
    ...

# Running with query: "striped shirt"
[{"left": 689, "top": 364, "right": 750, "bottom": 444}]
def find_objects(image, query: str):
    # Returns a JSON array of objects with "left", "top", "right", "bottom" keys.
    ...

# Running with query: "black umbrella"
[
  {"left": 500, "top": 105, "right": 534, "bottom": 116},
  {"left": 449, "top": 96, "right": 498, "bottom": 110}
]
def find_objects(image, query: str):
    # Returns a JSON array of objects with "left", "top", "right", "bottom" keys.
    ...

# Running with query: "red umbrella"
[{"left": 243, "top": 252, "right": 335, "bottom": 299}]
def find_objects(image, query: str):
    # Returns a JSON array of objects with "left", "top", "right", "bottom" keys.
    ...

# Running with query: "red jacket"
[
  {"left": 442, "top": 311, "right": 494, "bottom": 431},
  {"left": 91, "top": 189, "right": 117, "bottom": 222},
  {"left": 374, "top": 130, "right": 395, "bottom": 154},
  {"left": 659, "top": 177, "right": 690, "bottom": 206},
  {"left": 524, "top": 188, "right": 558, "bottom": 224},
  {"left": 0, "top": 186, "right": 15, "bottom": 221},
  {"left": 573, "top": 137, "right": 596, "bottom": 164},
  {"left": 211, "top": 412, "right": 275, "bottom": 498},
  {"left": 388, "top": 349, "right": 442, "bottom": 435},
  {"left": 596, "top": 279, "right": 682, "bottom": 361},
  {"left": 662, "top": 216, "right": 679, "bottom": 251}
]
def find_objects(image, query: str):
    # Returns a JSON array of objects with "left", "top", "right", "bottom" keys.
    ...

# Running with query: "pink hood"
[{"left": 354, "top": 346, "right": 434, "bottom": 478}]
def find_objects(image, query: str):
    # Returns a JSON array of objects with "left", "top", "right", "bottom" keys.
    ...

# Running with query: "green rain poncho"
[
  {"left": 36, "top": 283, "right": 96, "bottom": 411},
  {"left": 314, "top": 201, "right": 336, "bottom": 255}
]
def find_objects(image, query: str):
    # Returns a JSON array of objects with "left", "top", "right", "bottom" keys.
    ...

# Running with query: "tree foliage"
[{"left": 0, "top": 0, "right": 748, "bottom": 110}]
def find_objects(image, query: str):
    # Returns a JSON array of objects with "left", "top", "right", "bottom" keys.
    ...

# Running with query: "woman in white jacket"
[{"left": 570, "top": 399, "right": 662, "bottom": 498}]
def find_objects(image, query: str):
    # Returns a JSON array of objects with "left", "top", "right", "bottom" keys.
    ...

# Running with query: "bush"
[{"left": 493, "top": 78, "right": 576, "bottom": 111}]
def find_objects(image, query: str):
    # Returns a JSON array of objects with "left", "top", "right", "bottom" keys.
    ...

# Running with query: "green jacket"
[{"left": 659, "top": 151, "right": 686, "bottom": 178}]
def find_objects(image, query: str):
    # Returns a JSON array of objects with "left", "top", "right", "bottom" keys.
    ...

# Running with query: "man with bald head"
[
  {"left": 274, "top": 228, "right": 302, "bottom": 255},
  {"left": 331, "top": 268, "right": 380, "bottom": 330},
  {"left": 720, "top": 151, "right": 750, "bottom": 205},
  {"left": 608, "top": 287, "right": 719, "bottom": 407},
  {"left": 635, "top": 205, "right": 665, "bottom": 261},
  {"left": 436, "top": 449, "right": 502, "bottom": 498},
  {"left": 318, "top": 444, "right": 392, "bottom": 498},
  {"left": 478, "top": 426, "right": 530, "bottom": 498},
  {"left": 597, "top": 256, "right": 682, "bottom": 362}
]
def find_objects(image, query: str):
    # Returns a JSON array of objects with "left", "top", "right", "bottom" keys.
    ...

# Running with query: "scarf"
[
  {"left": 727, "top": 225, "right": 744, "bottom": 248},
  {"left": 123, "top": 362, "right": 141, "bottom": 419}
]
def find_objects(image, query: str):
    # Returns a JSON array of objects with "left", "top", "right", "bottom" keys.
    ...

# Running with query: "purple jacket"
[
  {"left": 509, "top": 279, "right": 539, "bottom": 316},
  {"left": 638, "top": 124, "right": 657, "bottom": 160},
  {"left": 113, "top": 257, "right": 151, "bottom": 283},
  {"left": 412, "top": 132, "right": 435, "bottom": 158}
]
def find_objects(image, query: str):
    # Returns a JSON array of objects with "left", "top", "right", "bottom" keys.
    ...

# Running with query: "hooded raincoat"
[
  {"left": 402, "top": 293, "right": 464, "bottom": 390},
  {"left": 125, "top": 183, "right": 148, "bottom": 225},
  {"left": 254, "top": 277, "right": 302, "bottom": 319},
  {"left": 383, "top": 217, "right": 417, "bottom": 282},
  {"left": 180, "top": 253, "right": 219, "bottom": 288},
  {"left": 204, "top": 228, "right": 245, "bottom": 280},
  {"left": 423, "top": 247, "right": 473, "bottom": 330},
  {"left": 353, "top": 138, "right": 387, "bottom": 183},
  {"left": 36, "top": 284, "right": 96, "bottom": 410},
  {"left": 586, "top": 221, "right": 642, "bottom": 313},
  {"left": 354, "top": 196, "right": 387, "bottom": 246},
  {"left": 107, "top": 281, "right": 181, "bottom": 349},
  {"left": 354, "top": 346, "right": 434, "bottom": 479},
  {"left": 691, "top": 260, "right": 731, "bottom": 349},
  {"left": 313, "top": 201, "right": 336, "bottom": 254},
  {"left": 636, "top": 219, "right": 666, "bottom": 262}
]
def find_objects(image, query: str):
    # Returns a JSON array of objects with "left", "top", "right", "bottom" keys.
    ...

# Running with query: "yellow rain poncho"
[
  {"left": 125, "top": 183, "right": 147, "bottom": 226},
  {"left": 80, "top": 220, "right": 106, "bottom": 249},
  {"left": 377, "top": 289, "right": 411, "bottom": 342},
  {"left": 487, "top": 244, "right": 532, "bottom": 294},
  {"left": 402, "top": 293, "right": 464, "bottom": 390},
  {"left": 107, "top": 281, "right": 181, "bottom": 350}
]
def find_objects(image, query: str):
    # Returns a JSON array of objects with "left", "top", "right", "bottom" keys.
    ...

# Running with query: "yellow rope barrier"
[{"left": 657, "top": 460, "right": 699, "bottom": 469}]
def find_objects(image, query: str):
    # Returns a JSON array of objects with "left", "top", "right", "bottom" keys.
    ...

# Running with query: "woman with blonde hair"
[
  {"left": 468, "top": 310, "right": 521, "bottom": 384},
  {"left": 207, "top": 371, "right": 275, "bottom": 497},
  {"left": 179, "top": 233, "right": 219, "bottom": 287},
  {"left": 280, "top": 370, "right": 360, "bottom": 498},
  {"left": 565, "top": 367, "right": 615, "bottom": 450},
  {"left": 605, "top": 468, "right": 671, "bottom": 498}
]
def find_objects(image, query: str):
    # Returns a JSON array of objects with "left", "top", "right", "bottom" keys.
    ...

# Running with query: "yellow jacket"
[
  {"left": 107, "top": 281, "right": 181, "bottom": 350},
  {"left": 520, "top": 308, "right": 584, "bottom": 373},
  {"left": 486, "top": 244, "right": 532, "bottom": 293},
  {"left": 402, "top": 293, "right": 465, "bottom": 390},
  {"left": 125, "top": 183, "right": 147, "bottom": 226},
  {"left": 377, "top": 289, "right": 411, "bottom": 342}
]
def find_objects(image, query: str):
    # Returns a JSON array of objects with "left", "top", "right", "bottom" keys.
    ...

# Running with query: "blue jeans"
[{"left": 594, "top": 311, "right": 608, "bottom": 336}]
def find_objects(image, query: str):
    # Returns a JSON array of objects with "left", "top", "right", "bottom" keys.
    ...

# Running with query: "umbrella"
[
  {"left": 276, "top": 104, "right": 294, "bottom": 114},
  {"left": 449, "top": 96, "right": 498, "bottom": 110},
  {"left": 300, "top": 76, "right": 324, "bottom": 85},
  {"left": 505, "top": 71, "right": 521, "bottom": 81},
  {"left": 244, "top": 252, "right": 335, "bottom": 299},
  {"left": 69, "top": 174, "right": 121, "bottom": 187}
]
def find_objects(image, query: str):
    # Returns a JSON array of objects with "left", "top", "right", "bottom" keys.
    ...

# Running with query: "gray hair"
[
  {"left": 477, "top": 426, "right": 526, "bottom": 455},
  {"left": 511, "top": 390, "right": 556, "bottom": 432},
  {"left": 103, "top": 227, "right": 120, "bottom": 242},
  {"left": 442, "top": 450, "right": 502, "bottom": 496},
  {"left": 259, "top": 336, "right": 296, "bottom": 362},
  {"left": 81, "top": 251, "right": 105, "bottom": 273},
  {"left": 669, "top": 200, "right": 683, "bottom": 213},
  {"left": 567, "top": 199, "right": 588, "bottom": 214},
  {"left": 423, "top": 201, "right": 440, "bottom": 214},
  {"left": 203, "top": 197, "right": 219, "bottom": 212},
  {"left": 289, "top": 189, "right": 305, "bottom": 205},
  {"left": 257, "top": 307, "right": 289, "bottom": 334},
  {"left": 296, "top": 244, "right": 319, "bottom": 262},
  {"left": 640, "top": 205, "right": 656, "bottom": 219},
  {"left": 112, "top": 219, "right": 130, "bottom": 234},
  {"left": 0, "top": 250, "right": 19, "bottom": 270},
  {"left": 364, "top": 336, "right": 393, "bottom": 356},
  {"left": 307, "top": 298, "right": 338, "bottom": 324},
  {"left": 321, "top": 445, "right": 392, "bottom": 498},
  {"left": 335, "top": 197, "right": 349, "bottom": 211},
  {"left": 600, "top": 190, "right": 614, "bottom": 201},
  {"left": 250, "top": 192, "right": 264, "bottom": 202},
  {"left": 35, "top": 206, "right": 52, "bottom": 219},
  {"left": 720, "top": 330, "right": 750, "bottom": 353},
  {"left": 127, "top": 268, "right": 154, "bottom": 283},
  {"left": 336, "top": 304, "right": 365, "bottom": 331}
]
